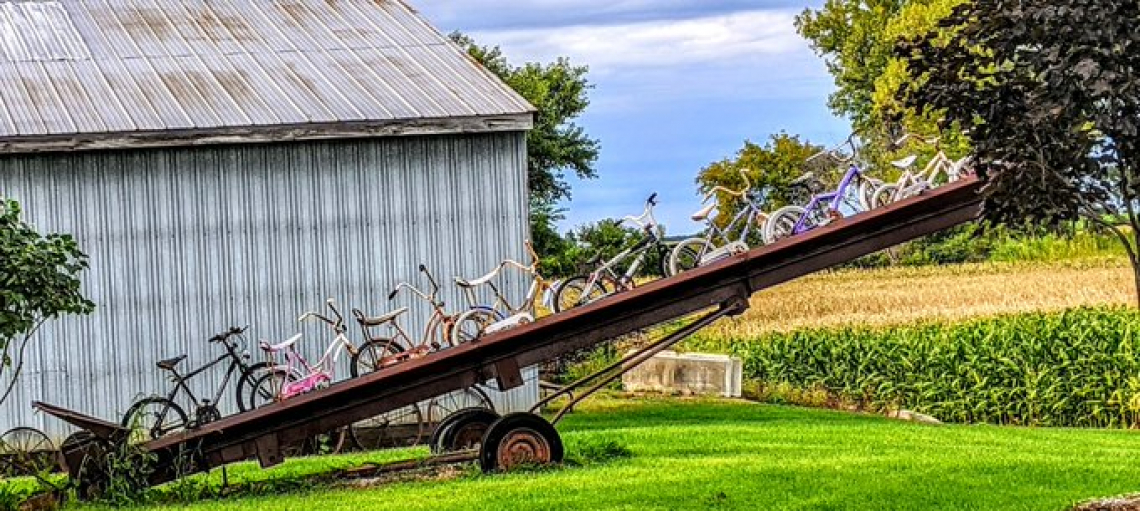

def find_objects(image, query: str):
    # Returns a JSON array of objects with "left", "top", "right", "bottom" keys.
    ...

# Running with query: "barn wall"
[{"left": 0, "top": 131, "right": 535, "bottom": 439}]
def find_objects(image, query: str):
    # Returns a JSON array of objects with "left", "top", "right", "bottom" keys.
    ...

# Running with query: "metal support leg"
[{"left": 531, "top": 298, "right": 748, "bottom": 426}]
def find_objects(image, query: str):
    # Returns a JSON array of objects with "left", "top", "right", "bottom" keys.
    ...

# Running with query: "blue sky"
[{"left": 413, "top": 1, "right": 851, "bottom": 236}]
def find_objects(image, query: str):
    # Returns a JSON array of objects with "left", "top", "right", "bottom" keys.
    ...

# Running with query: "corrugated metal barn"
[{"left": 0, "top": 0, "right": 538, "bottom": 438}]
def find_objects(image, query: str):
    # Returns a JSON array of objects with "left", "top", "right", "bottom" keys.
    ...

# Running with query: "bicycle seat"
[
  {"left": 454, "top": 269, "right": 498, "bottom": 288},
  {"left": 691, "top": 203, "right": 716, "bottom": 222},
  {"left": 156, "top": 355, "right": 186, "bottom": 371},
  {"left": 260, "top": 333, "right": 303, "bottom": 353},
  {"left": 892, "top": 155, "right": 918, "bottom": 169},
  {"left": 356, "top": 307, "right": 408, "bottom": 327}
]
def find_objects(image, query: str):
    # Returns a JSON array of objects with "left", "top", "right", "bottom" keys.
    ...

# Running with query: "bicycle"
[
  {"left": 249, "top": 300, "right": 404, "bottom": 453},
  {"left": 553, "top": 193, "right": 668, "bottom": 313},
  {"left": 350, "top": 265, "right": 479, "bottom": 377},
  {"left": 350, "top": 267, "right": 496, "bottom": 447},
  {"left": 762, "top": 135, "right": 878, "bottom": 244},
  {"left": 668, "top": 169, "right": 769, "bottom": 275},
  {"left": 450, "top": 241, "right": 555, "bottom": 341},
  {"left": 870, "top": 133, "right": 970, "bottom": 208},
  {"left": 121, "top": 326, "right": 271, "bottom": 442}
]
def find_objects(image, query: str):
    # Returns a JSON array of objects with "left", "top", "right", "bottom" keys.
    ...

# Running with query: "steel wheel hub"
[
  {"left": 496, "top": 427, "right": 551, "bottom": 469},
  {"left": 453, "top": 423, "right": 488, "bottom": 450}
]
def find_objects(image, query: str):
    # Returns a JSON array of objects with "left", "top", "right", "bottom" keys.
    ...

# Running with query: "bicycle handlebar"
[
  {"left": 807, "top": 133, "right": 858, "bottom": 164},
  {"left": 209, "top": 325, "right": 247, "bottom": 343},
  {"left": 892, "top": 133, "right": 941, "bottom": 149},
  {"left": 621, "top": 192, "right": 660, "bottom": 232},
  {"left": 703, "top": 168, "right": 753, "bottom": 203}
]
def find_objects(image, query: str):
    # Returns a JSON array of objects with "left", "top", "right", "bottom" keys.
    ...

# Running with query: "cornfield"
[{"left": 712, "top": 307, "right": 1140, "bottom": 428}]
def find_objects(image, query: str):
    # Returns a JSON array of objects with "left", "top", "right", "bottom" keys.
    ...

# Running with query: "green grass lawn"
[{"left": 88, "top": 397, "right": 1140, "bottom": 511}]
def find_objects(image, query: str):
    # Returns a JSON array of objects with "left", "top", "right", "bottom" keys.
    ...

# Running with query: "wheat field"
[{"left": 702, "top": 257, "right": 1136, "bottom": 338}]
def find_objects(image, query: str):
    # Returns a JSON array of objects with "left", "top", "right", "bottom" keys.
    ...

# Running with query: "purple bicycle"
[{"left": 762, "top": 134, "right": 878, "bottom": 244}]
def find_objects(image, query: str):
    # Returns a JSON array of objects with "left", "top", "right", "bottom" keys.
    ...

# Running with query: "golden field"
[{"left": 702, "top": 256, "right": 1135, "bottom": 338}]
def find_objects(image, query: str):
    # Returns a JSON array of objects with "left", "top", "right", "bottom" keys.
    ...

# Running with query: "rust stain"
[
  {"left": 210, "top": 69, "right": 254, "bottom": 103},
  {"left": 277, "top": 1, "right": 307, "bottom": 28},
  {"left": 118, "top": 7, "right": 173, "bottom": 40},
  {"left": 203, "top": 9, "right": 255, "bottom": 43}
]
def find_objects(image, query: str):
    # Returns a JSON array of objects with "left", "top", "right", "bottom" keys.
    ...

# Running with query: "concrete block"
[{"left": 622, "top": 351, "right": 742, "bottom": 398}]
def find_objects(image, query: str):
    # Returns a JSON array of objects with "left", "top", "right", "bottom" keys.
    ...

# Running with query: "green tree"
[
  {"left": 0, "top": 198, "right": 95, "bottom": 404},
  {"left": 450, "top": 33, "right": 600, "bottom": 256},
  {"left": 899, "top": 0, "right": 1140, "bottom": 303},
  {"left": 796, "top": 0, "right": 965, "bottom": 141},
  {"left": 695, "top": 134, "right": 827, "bottom": 235}
]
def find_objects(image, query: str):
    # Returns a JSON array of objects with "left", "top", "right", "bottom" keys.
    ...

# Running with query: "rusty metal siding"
[
  {"left": 0, "top": 131, "right": 535, "bottom": 439},
  {"left": 0, "top": 0, "right": 533, "bottom": 147}
]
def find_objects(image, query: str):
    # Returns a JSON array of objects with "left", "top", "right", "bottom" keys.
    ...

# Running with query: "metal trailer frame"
[{"left": 35, "top": 178, "right": 983, "bottom": 491}]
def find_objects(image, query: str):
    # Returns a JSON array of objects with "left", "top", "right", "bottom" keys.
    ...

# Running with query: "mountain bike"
[
  {"left": 870, "top": 133, "right": 970, "bottom": 208},
  {"left": 121, "top": 327, "right": 271, "bottom": 442},
  {"left": 553, "top": 193, "right": 667, "bottom": 313},
  {"left": 762, "top": 135, "right": 878, "bottom": 244},
  {"left": 450, "top": 241, "right": 554, "bottom": 340},
  {"left": 668, "top": 169, "right": 769, "bottom": 275}
]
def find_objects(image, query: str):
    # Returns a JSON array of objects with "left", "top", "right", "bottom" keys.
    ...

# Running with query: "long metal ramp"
[{"left": 37, "top": 177, "right": 983, "bottom": 489}]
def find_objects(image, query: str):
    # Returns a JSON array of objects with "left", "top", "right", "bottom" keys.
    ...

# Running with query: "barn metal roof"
[{"left": 0, "top": 0, "right": 534, "bottom": 153}]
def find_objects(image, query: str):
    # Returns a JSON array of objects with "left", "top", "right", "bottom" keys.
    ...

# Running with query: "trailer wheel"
[
  {"left": 430, "top": 408, "right": 500, "bottom": 454},
  {"left": 478, "top": 413, "right": 563, "bottom": 473}
]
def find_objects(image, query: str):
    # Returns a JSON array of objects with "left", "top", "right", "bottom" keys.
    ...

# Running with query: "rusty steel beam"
[{"left": 51, "top": 177, "right": 982, "bottom": 485}]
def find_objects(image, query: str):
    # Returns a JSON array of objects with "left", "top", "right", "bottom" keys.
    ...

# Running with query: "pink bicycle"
[{"left": 248, "top": 299, "right": 357, "bottom": 453}]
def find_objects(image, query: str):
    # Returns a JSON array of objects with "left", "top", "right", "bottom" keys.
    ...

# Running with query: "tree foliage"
[
  {"left": 695, "top": 134, "right": 827, "bottom": 233},
  {"left": 0, "top": 198, "right": 95, "bottom": 403},
  {"left": 899, "top": 0, "right": 1140, "bottom": 302},
  {"left": 450, "top": 33, "right": 600, "bottom": 240},
  {"left": 796, "top": 0, "right": 964, "bottom": 139}
]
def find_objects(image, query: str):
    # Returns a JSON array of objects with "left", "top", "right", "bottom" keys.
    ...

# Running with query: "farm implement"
[{"left": 34, "top": 177, "right": 983, "bottom": 495}]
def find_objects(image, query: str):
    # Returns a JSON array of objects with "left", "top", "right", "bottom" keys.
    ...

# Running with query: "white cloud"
[{"left": 468, "top": 10, "right": 806, "bottom": 74}]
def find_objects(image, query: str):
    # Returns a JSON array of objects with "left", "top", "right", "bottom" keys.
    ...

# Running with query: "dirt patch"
[{"left": 1071, "top": 495, "right": 1140, "bottom": 511}]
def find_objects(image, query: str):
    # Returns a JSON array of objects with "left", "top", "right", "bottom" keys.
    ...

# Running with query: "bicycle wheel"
[
  {"left": 871, "top": 184, "right": 898, "bottom": 209},
  {"left": 552, "top": 276, "right": 610, "bottom": 313},
  {"left": 668, "top": 238, "right": 708, "bottom": 276},
  {"left": 248, "top": 370, "right": 291, "bottom": 410},
  {"left": 350, "top": 404, "right": 424, "bottom": 452},
  {"left": 350, "top": 338, "right": 406, "bottom": 378},
  {"left": 0, "top": 427, "right": 56, "bottom": 476},
  {"left": 426, "top": 385, "right": 496, "bottom": 425},
  {"left": 763, "top": 205, "right": 806, "bottom": 244},
  {"left": 235, "top": 361, "right": 277, "bottom": 413},
  {"left": 451, "top": 308, "right": 502, "bottom": 344},
  {"left": 121, "top": 397, "right": 189, "bottom": 443},
  {"left": 857, "top": 177, "right": 881, "bottom": 212}
]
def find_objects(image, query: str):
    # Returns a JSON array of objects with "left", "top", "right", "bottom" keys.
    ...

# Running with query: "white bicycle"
[{"left": 668, "top": 169, "right": 768, "bottom": 275}]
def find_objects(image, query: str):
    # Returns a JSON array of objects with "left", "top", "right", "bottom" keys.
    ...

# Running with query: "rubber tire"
[
  {"left": 871, "top": 184, "right": 898, "bottom": 209},
  {"left": 857, "top": 177, "right": 882, "bottom": 212},
  {"left": 121, "top": 397, "right": 189, "bottom": 442},
  {"left": 763, "top": 205, "right": 806, "bottom": 245},
  {"left": 235, "top": 361, "right": 277, "bottom": 413},
  {"left": 450, "top": 308, "right": 500, "bottom": 344},
  {"left": 479, "top": 413, "right": 564, "bottom": 473},
  {"left": 430, "top": 407, "right": 501, "bottom": 454},
  {"left": 247, "top": 369, "right": 293, "bottom": 410},
  {"left": 668, "top": 238, "right": 708, "bottom": 276},
  {"left": 552, "top": 276, "right": 610, "bottom": 313},
  {"left": 349, "top": 339, "right": 406, "bottom": 377}
]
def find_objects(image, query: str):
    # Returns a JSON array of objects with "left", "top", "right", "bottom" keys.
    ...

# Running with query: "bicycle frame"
[
  {"left": 791, "top": 163, "right": 866, "bottom": 235},
  {"left": 161, "top": 353, "right": 241, "bottom": 416}
]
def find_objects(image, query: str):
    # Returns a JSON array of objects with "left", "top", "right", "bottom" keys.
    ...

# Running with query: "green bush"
[{"left": 721, "top": 307, "right": 1140, "bottom": 427}]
